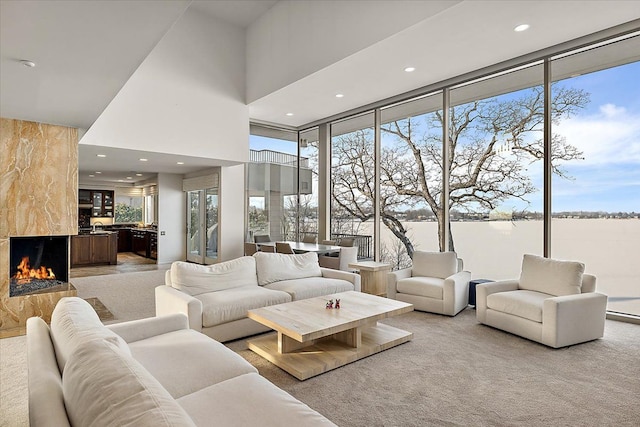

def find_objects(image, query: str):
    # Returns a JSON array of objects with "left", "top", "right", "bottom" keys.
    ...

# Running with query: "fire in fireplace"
[{"left": 9, "top": 236, "right": 69, "bottom": 297}]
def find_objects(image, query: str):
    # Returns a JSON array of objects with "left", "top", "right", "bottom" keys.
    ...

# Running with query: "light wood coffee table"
[{"left": 247, "top": 291, "right": 413, "bottom": 380}]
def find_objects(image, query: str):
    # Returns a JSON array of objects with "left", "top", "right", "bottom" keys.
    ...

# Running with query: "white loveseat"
[
  {"left": 156, "top": 252, "right": 361, "bottom": 342},
  {"left": 27, "top": 297, "right": 335, "bottom": 427},
  {"left": 476, "top": 254, "right": 608, "bottom": 348}
]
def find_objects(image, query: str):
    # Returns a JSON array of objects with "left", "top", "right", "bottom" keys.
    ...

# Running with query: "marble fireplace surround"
[{"left": 0, "top": 118, "right": 78, "bottom": 336}]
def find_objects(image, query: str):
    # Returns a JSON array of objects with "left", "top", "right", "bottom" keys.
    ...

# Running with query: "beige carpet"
[{"left": 2, "top": 270, "right": 640, "bottom": 426}]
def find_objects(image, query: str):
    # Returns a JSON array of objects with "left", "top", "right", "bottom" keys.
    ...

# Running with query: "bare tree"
[{"left": 331, "top": 84, "right": 589, "bottom": 257}]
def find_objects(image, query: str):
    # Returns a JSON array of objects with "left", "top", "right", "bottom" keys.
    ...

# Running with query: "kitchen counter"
[{"left": 71, "top": 232, "right": 118, "bottom": 267}]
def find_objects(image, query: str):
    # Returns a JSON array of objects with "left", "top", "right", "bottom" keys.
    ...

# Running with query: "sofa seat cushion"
[
  {"left": 486, "top": 290, "right": 551, "bottom": 323},
  {"left": 62, "top": 338, "right": 196, "bottom": 427},
  {"left": 519, "top": 254, "right": 584, "bottom": 297},
  {"left": 195, "top": 286, "right": 291, "bottom": 327},
  {"left": 254, "top": 252, "right": 322, "bottom": 286},
  {"left": 170, "top": 257, "right": 258, "bottom": 296},
  {"left": 50, "top": 297, "right": 130, "bottom": 373},
  {"left": 397, "top": 277, "right": 444, "bottom": 299},
  {"left": 127, "top": 328, "right": 257, "bottom": 399},
  {"left": 264, "top": 277, "right": 354, "bottom": 300},
  {"left": 177, "top": 373, "right": 335, "bottom": 426}
]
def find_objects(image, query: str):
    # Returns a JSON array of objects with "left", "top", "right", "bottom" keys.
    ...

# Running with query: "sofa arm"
[
  {"left": 387, "top": 268, "right": 411, "bottom": 299},
  {"left": 476, "top": 279, "right": 519, "bottom": 323},
  {"left": 155, "top": 285, "right": 204, "bottom": 331},
  {"left": 443, "top": 270, "right": 472, "bottom": 316},
  {"left": 107, "top": 313, "right": 189, "bottom": 343},
  {"left": 320, "top": 267, "right": 361, "bottom": 292},
  {"left": 542, "top": 292, "right": 608, "bottom": 348}
]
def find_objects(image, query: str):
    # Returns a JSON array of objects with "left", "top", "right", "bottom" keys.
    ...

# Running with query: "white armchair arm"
[
  {"left": 387, "top": 267, "right": 412, "bottom": 299},
  {"left": 542, "top": 292, "right": 608, "bottom": 348},
  {"left": 443, "top": 271, "right": 471, "bottom": 315},
  {"left": 320, "top": 267, "right": 361, "bottom": 292},
  {"left": 155, "top": 285, "right": 204, "bottom": 332},
  {"left": 476, "top": 279, "right": 519, "bottom": 323},
  {"left": 107, "top": 313, "right": 188, "bottom": 343}
]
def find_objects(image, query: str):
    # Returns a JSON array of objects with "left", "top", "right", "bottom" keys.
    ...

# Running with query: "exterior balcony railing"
[{"left": 250, "top": 149, "right": 310, "bottom": 169}]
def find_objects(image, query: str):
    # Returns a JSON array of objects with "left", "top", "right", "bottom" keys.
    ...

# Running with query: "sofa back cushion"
[
  {"left": 62, "top": 338, "right": 196, "bottom": 427},
  {"left": 170, "top": 257, "right": 258, "bottom": 296},
  {"left": 519, "top": 254, "right": 584, "bottom": 296},
  {"left": 254, "top": 252, "right": 322, "bottom": 286},
  {"left": 411, "top": 251, "right": 458, "bottom": 279},
  {"left": 50, "top": 297, "right": 130, "bottom": 374}
]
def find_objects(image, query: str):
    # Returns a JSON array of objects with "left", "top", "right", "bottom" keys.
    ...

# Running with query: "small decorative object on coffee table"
[
  {"left": 326, "top": 299, "right": 334, "bottom": 309},
  {"left": 335, "top": 298, "right": 340, "bottom": 309}
]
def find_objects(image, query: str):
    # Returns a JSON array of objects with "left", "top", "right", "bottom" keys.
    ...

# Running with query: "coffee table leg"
[
  {"left": 333, "top": 327, "right": 361, "bottom": 348},
  {"left": 278, "top": 332, "right": 309, "bottom": 353}
]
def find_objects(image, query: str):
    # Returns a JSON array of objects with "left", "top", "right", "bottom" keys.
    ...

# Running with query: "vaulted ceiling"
[{"left": 2, "top": 1, "right": 639, "bottom": 183}]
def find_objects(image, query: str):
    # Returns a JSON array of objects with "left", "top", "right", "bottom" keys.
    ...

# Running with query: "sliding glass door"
[{"left": 186, "top": 188, "right": 218, "bottom": 264}]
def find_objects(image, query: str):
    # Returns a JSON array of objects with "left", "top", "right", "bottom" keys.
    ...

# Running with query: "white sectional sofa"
[
  {"left": 156, "top": 252, "right": 361, "bottom": 342},
  {"left": 27, "top": 297, "right": 335, "bottom": 427}
]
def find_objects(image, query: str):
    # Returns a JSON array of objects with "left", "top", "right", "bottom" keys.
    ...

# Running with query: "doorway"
[{"left": 186, "top": 188, "right": 218, "bottom": 264}]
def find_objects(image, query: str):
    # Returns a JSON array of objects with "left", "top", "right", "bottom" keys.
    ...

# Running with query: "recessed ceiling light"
[
  {"left": 20, "top": 60, "right": 36, "bottom": 68},
  {"left": 514, "top": 24, "right": 530, "bottom": 32},
  {"left": 285, "top": 113, "right": 294, "bottom": 116},
  {"left": 404, "top": 67, "right": 416, "bottom": 72},
  {"left": 335, "top": 93, "right": 344, "bottom": 98},
  {"left": 118, "top": 179, "right": 124, "bottom": 182},
  {"left": 97, "top": 154, "right": 106, "bottom": 158},
  {"left": 176, "top": 161, "right": 185, "bottom": 165},
  {"left": 139, "top": 158, "right": 148, "bottom": 162},
  {"left": 126, "top": 176, "right": 132, "bottom": 180},
  {"left": 95, "top": 171, "right": 102, "bottom": 174},
  {"left": 136, "top": 173, "right": 143, "bottom": 176},
  {"left": 89, "top": 174, "right": 95, "bottom": 178}
]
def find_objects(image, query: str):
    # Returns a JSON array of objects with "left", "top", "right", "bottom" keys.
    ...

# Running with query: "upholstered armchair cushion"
[
  {"left": 519, "top": 254, "right": 584, "bottom": 296},
  {"left": 411, "top": 251, "right": 457, "bottom": 279}
]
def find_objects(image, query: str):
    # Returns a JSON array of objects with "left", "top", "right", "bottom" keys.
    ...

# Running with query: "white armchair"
[
  {"left": 476, "top": 254, "right": 607, "bottom": 348},
  {"left": 387, "top": 251, "right": 471, "bottom": 316},
  {"left": 318, "top": 246, "right": 358, "bottom": 271}
]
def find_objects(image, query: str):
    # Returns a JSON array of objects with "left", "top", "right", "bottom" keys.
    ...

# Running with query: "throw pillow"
[
  {"left": 519, "top": 254, "right": 584, "bottom": 296},
  {"left": 50, "top": 297, "right": 131, "bottom": 374},
  {"left": 254, "top": 252, "right": 322, "bottom": 286},
  {"left": 170, "top": 257, "right": 259, "bottom": 296},
  {"left": 62, "top": 338, "right": 196, "bottom": 427},
  {"left": 411, "top": 251, "right": 458, "bottom": 279}
]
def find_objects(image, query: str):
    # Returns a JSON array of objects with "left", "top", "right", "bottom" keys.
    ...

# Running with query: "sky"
[{"left": 250, "top": 59, "right": 640, "bottom": 214}]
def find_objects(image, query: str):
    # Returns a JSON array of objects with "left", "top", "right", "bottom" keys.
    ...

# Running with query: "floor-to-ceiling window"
[
  {"left": 448, "top": 63, "right": 547, "bottom": 279},
  {"left": 330, "top": 112, "right": 375, "bottom": 258},
  {"left": 551, "top": 33, "right": 640, "bottom": 316},
  {"left": 299, "top": 127, "right": 319, "bottom": 242},
  {"left": 248, "top": 126, "right": 299, "bottom": 241},
  {"left": 379, "top": 93, "right": 443, "bottom": 269}
]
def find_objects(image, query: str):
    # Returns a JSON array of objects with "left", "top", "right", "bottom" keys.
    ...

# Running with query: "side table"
[
  {"left": 348, "top": 261, "right": 392, "bottom": 296},
  {"left": 468, "top": 279, "right": 493, "bottom": 308}
]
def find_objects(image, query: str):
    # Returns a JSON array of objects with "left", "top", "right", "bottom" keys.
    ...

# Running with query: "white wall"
[
  {"left": 246, "top": 0, "right": 460, "bottom": 103},
  {"left": 219, "top": 164, "right": 245, "bottom": 261},
  {"left": 81, "top": 6, "right": 249, "bottom": 163},
  {"left": 157, "top": 173, "right": 185, "bottom": 264}
]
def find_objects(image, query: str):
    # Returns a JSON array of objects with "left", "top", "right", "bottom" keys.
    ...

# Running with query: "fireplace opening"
[{"left": 9, "top": 236, "right": 69, "bottom": 297}]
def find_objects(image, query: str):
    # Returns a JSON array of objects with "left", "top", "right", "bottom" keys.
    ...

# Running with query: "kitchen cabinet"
[
  {"left": 92, "top": 191, "right": 114, "bottom": 217},
  {"left": 117, "top": 228, "right": 132, "bottom": 252},
  {"left": 149, "top": 232, "right": 157, "bottom": 260},
  {"left": 71, "top": 232, "right": 118, "bottom": 267},
  {"left": 78, "top": 189, "right": 115, "bottom": 219},
  {"left": 132, "top": 229, "right": 149, "bottom": 257}
]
